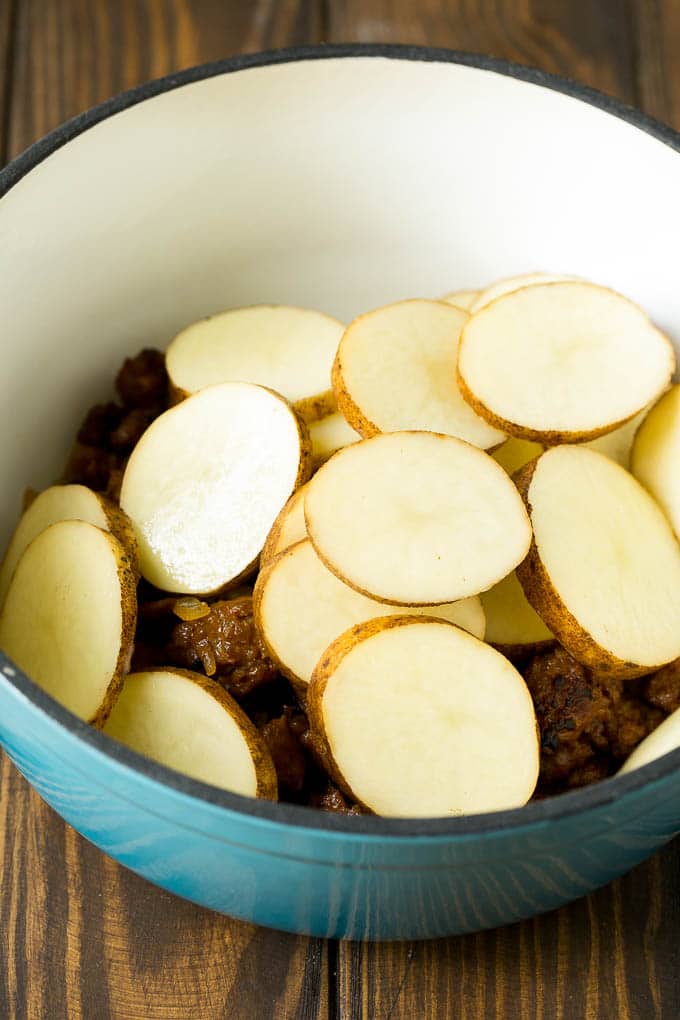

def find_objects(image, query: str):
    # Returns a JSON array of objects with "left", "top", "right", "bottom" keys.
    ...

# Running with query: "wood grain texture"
[
  {"left": 324, "top": 0, "right": 637, "bottom": 100},
  {"left": 7, "top": 0, "right": 321, "bottom": 158},
  {"left": 3, "top": 1, "right": 680, "bottom": 1019}
]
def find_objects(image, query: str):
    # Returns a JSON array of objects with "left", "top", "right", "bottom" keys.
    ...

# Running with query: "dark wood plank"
[
  {"left": 325, "top": 0, "right": 636, "bottom": 100},
  {"left": 7, "top": 0, "right": 322, "bottom": 159},
  {"left": 0, "top": 0, "right": 16, "bottom": 163},
  {"left": 336, "top": 844, "right": 680, "bottom": 1019},
  {"left": 631, "top": 0, "right": 680, "bottom": 129},
  {"left": 1, "top": 2, "right": 327, "bottom": 1018},
  {"left": 0, "top": 754, "right": 328, "bottom": 1020}
]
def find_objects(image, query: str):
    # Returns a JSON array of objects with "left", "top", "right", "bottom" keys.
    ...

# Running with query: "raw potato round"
[
  {"left": 0, "top": 520, "right": 136, "bottom": 724},
  {"left": 165, "top": 305, "right": 343, "bottom": 421},
  {"left": 103, "top": 669, "right": 277, "bottom": 798},
  {"left": 480, "top": 570, "right": 553, "bottom": 656},
  {"left": 309, "top": 412, "right": 360, "bottom": 468},
  {"left": 469, "top": 272, "right": 579, "bottom": 312},
  {"left": 332, "top": 300, "right": 505, "bottom": 448},
  {"left": 441, "top": 289, "right": 479, "bottom": 311},
  {"left": 458, "top": 283, "right": 675, "bottom": 443},
  {"left": 584, "top": 405, "right": 650, "bottom": 469},
  {"left": 307, "top": 616, "right": 539, "bottom": 816},
  {"left": 0, "top": 484, "right": 136, "bottom": 608},
  {"left": 619, "top": 707, "right": 680, "bottom": 774},
  {"left": 516, "top": 446, "right": 680, "bottom": 677},
  {"left": 304, "top": 431, "right": 532, "bottom": 605},
  {"left": 120, "top": 382, "right": 310, "bottom": 594},
  {"left": 631, "top": 385, "right": 680, "bottom": 538},
  {"left": 254, "top": 538, "right": 485, "bottom": 693},
  {"left": 260, "top": 484, "right": 308, "bottom": 565}
]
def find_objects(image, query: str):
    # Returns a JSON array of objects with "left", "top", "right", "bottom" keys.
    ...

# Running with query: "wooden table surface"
[{"left": 1, "top": 2, "right": 680, "bottom": 1018}]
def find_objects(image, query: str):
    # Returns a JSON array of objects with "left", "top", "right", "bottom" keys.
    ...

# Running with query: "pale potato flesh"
[
  {"left": 104, "top": 670, "right": 262, "bottom": 795},
  {"left": 0, "top": 484, "right": 110, "bottom": 607},
  {"left": 120, "top": 382, "right": 307, "bottom": 593},
  {"left": 255, "top": 538, "right": 485, "bottom": 688},
  {"left": 166, "top": 305, "right": 343, "bottom": 407},
  {"left": 583, "top": 405, "right": 649, "bottom": 468},
  {"left": 309, "top": 412, "right": 360, "bottom": 466},
  {"left": 480, "top": 570, "right": 553, "bottom": 649},
  {"left": 469, "top": 272, "right": 579, "bottom": 312},
  {"left": 440, "top": 289, "right": 479, "bottom": 311},
  {"left": 260, "top": 484, "right": 308, "bottom": 564},
  {"left": 334, "top": 300, "right": 505, "bottom": 448},
  {"left": 0, "top": 520, "right": 134, "bottom": 722},
  {"left": 631, "top": 385, "right": 680, "bottom": 538},
  {"left": 619, "top": 706, "right": 680, "bottom": 774},
  {"left": 492, "top": 437, "right": 543, "bottom": 475},
  {"left": 526, "top": 446, "right": 680, "bottom": 669},
  {"left": 305, "top": 432, "right": 531, "bottom": 605},
  {"left": 315, "top": 618, "right": 538, "bottom": 816},
  {"left": 459, "top": 283, "right": 674, "bottom": 438}
]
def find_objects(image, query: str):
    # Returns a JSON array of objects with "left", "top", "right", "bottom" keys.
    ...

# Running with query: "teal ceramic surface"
[{"left": 1, "top": 46, "right": 679, "bottom": 940}]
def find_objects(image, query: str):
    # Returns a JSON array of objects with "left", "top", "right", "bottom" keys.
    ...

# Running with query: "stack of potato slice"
[{"left": 2, "top": 279, "right": 680, "bottom": 814}]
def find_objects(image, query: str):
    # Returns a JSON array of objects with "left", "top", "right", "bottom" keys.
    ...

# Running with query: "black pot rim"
[{"left": 2, "top": 42, "right": 680, "bottom": 839}]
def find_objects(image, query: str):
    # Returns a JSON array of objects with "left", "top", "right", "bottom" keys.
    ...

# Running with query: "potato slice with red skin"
[
  {"left": 458, "top": 283, "right": 674, "bottom": 444},
  {"left": 515, "top": 446, "right": 680, "bottom": 678},
  {"left": 0, "top": 520, "right": 136, "bottom": 725},
  {"left": 305, "top": 431, "right": 531, "bottom": 606},
  {"left": 104, "top": 668, "right": 277, "bottom": 798},
  {"left": 307, "top": 615, "right": 539, "bottom": 816},
  {"left": 254, "top": 537, "right": 485, "bottom": 698},
  {"left": 120, "top": 382, "right": 311, "bottom": 595},
  {"left": 0, "top": 484, "right": 136, "bottom": 609}
]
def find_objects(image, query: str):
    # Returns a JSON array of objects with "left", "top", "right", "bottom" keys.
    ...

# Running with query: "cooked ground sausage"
[
  {"left": 642, "top": 659, "right": 680, "bottom": 714},
  {"left": 115, "top": 348, "right": 168, "bottom": 408}
]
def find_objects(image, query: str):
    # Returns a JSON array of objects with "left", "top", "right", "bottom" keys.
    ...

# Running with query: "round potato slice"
[
  {"left": 469, "top": 272, "right": 579, "bottom": 312},
  {"left": 120, "top": 382, "right": 311, "bottom": 594},
  {"left": 165, "top": 305, "right": 343, "bottom": 422},
  {"left": 254, "top": 538, "right": 485, "bottom": 695},
  {"left": 103, "top": 669, "right": 277, "bottom": 798},
  {"left": 304, "top": 431, "right": 531, "bottom": 605},
  {"left": 0, "top": 483, "right": 136, "bottom": 608},
  {"left": 260, "top": 483, "right": 309, "bottom": 566},
  {"left": 309, "top": 412, "right": 360, "bottom": 468},
  {"left": 440, "top": 289, "right": 479, "bottom": 311},
  {"left": 458, "top": 283, "right": 675, "bottom": 443},
  {"left": 631, "top": 385, "right": 680, "bottom": 538},
  {"left": 480, "top": 570, "right": 553, "bottom": 657},
  {"left": 332, "top": 300, "right": 505, "bottom": 449},
  {"left": 307, "top": 616, "right": 539, "bottom": 816},
  {"left": 619, "top": 706, "right": 680, "bottom": 775},
  {"left": 0, "top": 520, "right": 136, "bottom": 725},
  {"left": 516, "top": 446, "right": 680, "bottom": 678}
]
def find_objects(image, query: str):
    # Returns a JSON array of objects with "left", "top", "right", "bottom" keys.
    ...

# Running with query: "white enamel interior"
[{"left": 0, "top": 55, "right": 679, "bottom": 546}]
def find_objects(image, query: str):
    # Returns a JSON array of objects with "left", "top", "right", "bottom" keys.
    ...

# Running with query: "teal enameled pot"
[{"left": 1, "top": 46, "right": 679, "bottom": 940}]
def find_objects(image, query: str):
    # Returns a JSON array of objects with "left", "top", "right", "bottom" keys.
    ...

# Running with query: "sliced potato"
[
  {"left": 515, "top": 446, "right": 680, "bottom": 678},
  {"left": 165, "top": 305, "right": 343, "bottom": 422},
  {"left": 309, "top": 412, "right": 360, "bottom": 468},
  {"left": 458, "top": 283, "right": 674, "bottom": 443},
  {"left": 0, "top": 484, "right": 137, "bottom": 609},
  {"left": 103, "top": 668, "right": 277, "bottom": 798},
  {"left": 619, "top": 706, "right": 680, "bottom": 774},
  {"left": 305, "top": 431, "right": 531, "bottom": 605},
  {"left": 254, "top": 538, "right": 485, "bottom": 694},
  {"left": 307, "top": 616, "right": 539, "bottom": 816},
  {"left": 480, "top": 570, "right": 553, "bottom": 657},
  {"left": 332, "top": 300, "right": 505, "bottom": 448},
  {"left": 492, "top": 437, "right": 543, "bottom": 476},
  {"left": 586, "top": 405, "right": 648, "bottom": 469},
  {"left": 469, "top": 272, "right": 579, "bottom": 312},
  {"left": 441, "top": 289, "right": 479, "bottom": 311},
  {"left": 120, "top": 382, "right": 311, "bottom": 594},
  {"left": 631, "top": 385, "right": 680, "bottom": 538},
  {"left": 260, "top": 484, "right": 308, "bottom": 565},
  {"left": 0, "top": 520, "right": 136, "bottom": 724}
]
